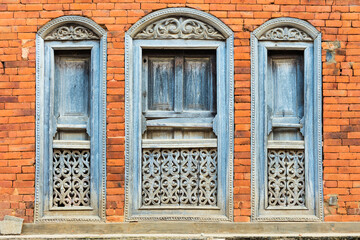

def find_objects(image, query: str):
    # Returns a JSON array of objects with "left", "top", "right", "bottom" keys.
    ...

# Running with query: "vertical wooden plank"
[
  {"left": 259, "top": 44, "right": 267, "bottom": 210},
  {"left": 296, "top": 55, "right": 304, "bottom": 120},
  {"left": 272, "top": 58, "right": 298, "bottom": 117},
  {"left": 48, "top": 46, "right": 55, "bottom": 209},
  {"left": 304, "top": 46, "right": 315, "bottom": 211},
  {"left": 148, "top": 57, "right": 175, "bottom": 111},
  {"left": 174, "top": 55, "right": 183, "bottom": 113},
  {"left": 142, "top": 56, "right": 149, "bottom": 113},
  {"left": 209, "top": 54, "right": 216, "bottom": 113},
  {"left": 55, "top": 55, "right": 90, "bottom": 118},
  {"left": 183, "top": 57, "right": 211, "bottom": 111},
  {"left": 269, "top": 53, "right": 304, "bottom": 121},
  {"left": 133, "top": 44, "right": 143, "bottom": 210}
]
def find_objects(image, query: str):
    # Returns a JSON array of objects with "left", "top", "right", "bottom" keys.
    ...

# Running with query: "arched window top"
[
  {"left": 252, "top": 17, "right": 320, "bottom": 41},
  {"left": 37, "top": 16, "right": 106, "bottom": 40},
  {"left": 127, "top": 7, "right": 233, "bottom": 39}
]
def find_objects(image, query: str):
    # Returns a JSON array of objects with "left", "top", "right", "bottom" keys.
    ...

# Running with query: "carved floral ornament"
[
  {"left": 259, "top": 27, "right": 313, "bottom": 41},
  {"left": 45, "top": 24, "right": 100, "bottom": 41},
  {"left": 134, "top": 17, "right": 225, "bottom": 40}
]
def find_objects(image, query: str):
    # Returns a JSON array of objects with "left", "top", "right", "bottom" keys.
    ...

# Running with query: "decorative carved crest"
[
  {"left": 45, "top": 24, "right": 99, "bottom": 40},
  {"left": 135, "top": 17, "right": 225, "bottom": 40},
  {"left": 260, "top": 27, "right": 312, "bottom": 41}
]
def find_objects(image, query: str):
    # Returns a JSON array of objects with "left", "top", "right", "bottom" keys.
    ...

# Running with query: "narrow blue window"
[
  {"left": 251, "top": 18, "right": 323, "bottom": 222},
  {"left": 35, "top": 16, "right": 107, "bottom": 222}
]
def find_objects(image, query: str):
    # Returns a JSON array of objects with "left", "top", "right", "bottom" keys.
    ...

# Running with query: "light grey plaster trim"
[
  {"left": 254, "top": 216, "right": 321, "bottom": 222},
  {"left": 127, "top": 7, "right": 233, "bottom": 39},
  {"left": 314, "top": 34, "right": 324, "bottom": 222},
  {"left": 99, "top": 31, "right": 108, "bottom": 224},
  {"left": 34, "top": 34, "right": 43, "bottom": 223},
  {"left": 226, "top": 35, "right": 234, "bottom": 222},
  {"left": 250, "top": 33, "right": 258, "bottom": 223},
  {"left": 252, "top": 17, "right": 320, "bottom": 40},
  {"left": 17, "top": 222, "right": 360, "bottom": 236},
  {"left": 125, "top": 8, "right": 234, "bottom": 222},
  {"left": 250, "top": 17, "right": 323, "bottom": 222},
  {"left": 35, "top": 16, "right": 107, "bottom": 223},
  {"left": 124, "top": 33, "right": 132, "bottom": 223},
  {"left": 127, "top": 215, "right": 230, "bottom": 222}
]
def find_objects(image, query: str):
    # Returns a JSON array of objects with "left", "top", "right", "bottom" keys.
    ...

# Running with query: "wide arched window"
[
  {"left": 125, "top": 8, "right": 234, "bottom": 221},
  {"left": 34, "top": 16, "right": 107, "bottom": 222},
  {"left": 251, "top": 17, "right": 323, "bottom": 221}
]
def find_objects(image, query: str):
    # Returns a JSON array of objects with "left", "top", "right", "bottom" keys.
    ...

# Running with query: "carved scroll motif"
[
  {"left": 52, "top": 149, "right": 91, "bottom": 207},
  {"left": 161, "top": 149, "right": 181, "bottom": 205},
  {"left": 135, "top": 17, "right": 225, "bottom": 40},
  {"left": 142, "top": 149, "right": 161, "bottom": 206},
  {"left": 180, "top": 149, "right": 200, "bottom": 205},
  {"left": 260, "top": 27, "right": 312, "bottom": 41},
  {"left": 199, "top": 149, "right": 217, "bottom": 206},
  {"left": 142, "top": 148, "right": 217, "bottom": 207},
  {"left": 267, "top": 149, "right": 305, "bottom": 208},
  {"left": 45, "top": 24, "right": 99, "bottom": 40}
]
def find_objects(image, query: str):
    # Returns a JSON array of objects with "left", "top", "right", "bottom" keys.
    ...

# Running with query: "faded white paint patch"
[{"left": 21, "top": 40, "right": 31, "bottom": 60}]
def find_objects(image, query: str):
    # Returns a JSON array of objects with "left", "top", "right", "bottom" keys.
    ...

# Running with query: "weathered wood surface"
[
  {"left": 36, "top": 37, "right": 106, "bottom": 221},
  {"left": 252, "top": 19, "right": 322, "bottom": 221}
]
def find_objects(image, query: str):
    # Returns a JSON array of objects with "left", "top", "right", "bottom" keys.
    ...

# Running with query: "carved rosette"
[
  {"left": 45, "top": 24, "right": 100, "bottom": 41},
  {"left": 135, "top": 17, "right": 225, "bottom": 40},
  {"left": 260, "top": 27, "right": 312, "bottom": 41}
]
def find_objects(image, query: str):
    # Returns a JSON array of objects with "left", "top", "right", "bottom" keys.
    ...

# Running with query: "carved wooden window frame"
[
  {"left": 125, "top": 8, "right": 234, "bottom": 221},
  {"left": 251, "top": 17, "right": 323, "bottom": 221},
  {"left": 35, "top": 16, "right": 107, "bottom": 222}
]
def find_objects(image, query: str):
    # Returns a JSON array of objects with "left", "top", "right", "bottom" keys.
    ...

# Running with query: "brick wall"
[{"left": 0, "top": 0, "right": 359, "bottom": 223}]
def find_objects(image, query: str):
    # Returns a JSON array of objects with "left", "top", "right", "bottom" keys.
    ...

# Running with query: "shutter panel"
[
  {"left": 183, "top": 56, "right": 215, "bottom": 111},
  {"left": 148, "top": 57, "right": 175, "bottom": 111}
]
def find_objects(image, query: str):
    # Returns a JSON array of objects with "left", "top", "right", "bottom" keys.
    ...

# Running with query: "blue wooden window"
[
  {"left": 251, "top": 18, "right": 323, "bottom": 222},
  {"left": 125, "top": 8, "right": 234, "bottom": 222},
  {"left": 35, "top": 17, "right": 107, "bottom": 222}
]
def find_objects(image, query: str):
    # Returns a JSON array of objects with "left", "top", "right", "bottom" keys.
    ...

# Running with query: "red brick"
[
  {"left": 306, "top": 5, "right": 331, "bottom": 12},
  {"left": 0, "top": 0, "right": 358, "bottom": 225},
  {"left": 281, "top": 5, "right": 305, "bottom": 11},
  {"left": 342, "top": 13, "right": 359, "bottom": 20}
]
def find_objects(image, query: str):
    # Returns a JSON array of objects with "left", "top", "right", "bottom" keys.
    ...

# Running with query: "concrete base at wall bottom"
[
  {"left": 0, "top": 216, "right": 24, "bottom": 235},
  {"left": 0, "top": 222, "right": 359, "bottom": 239}
]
